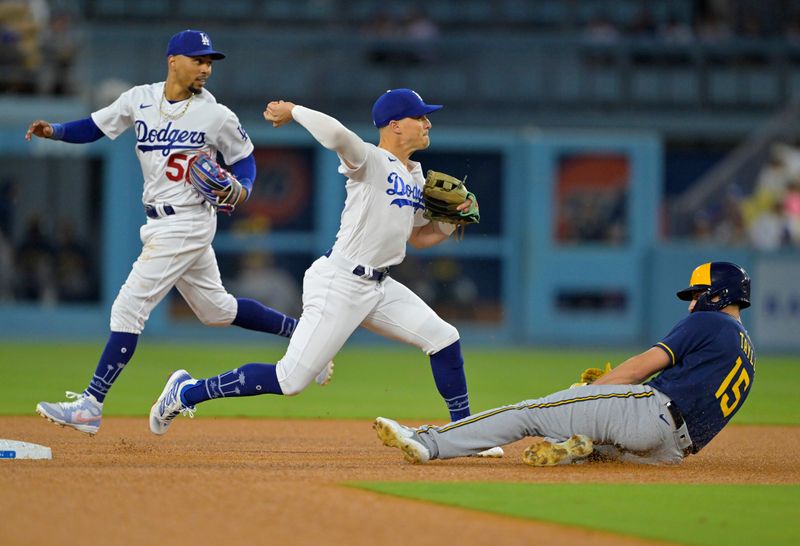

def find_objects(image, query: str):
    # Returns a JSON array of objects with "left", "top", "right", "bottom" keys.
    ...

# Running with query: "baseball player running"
[
  {"left": 376, "top": 261, "right": 755, "bottom": 466},
  {"left": 28, "top": 30, "right": 330, "bottom": 436},
  {"left": 148, "top": 89, "right": 501, "bottom": 456}
]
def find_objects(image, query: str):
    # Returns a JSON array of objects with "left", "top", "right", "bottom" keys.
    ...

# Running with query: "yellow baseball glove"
[
  {"left": 570, "top": 362, "right": 613, "bottom": 388},
  {"left": 422, "top": 170, "right": 480, "bottom": 225}
]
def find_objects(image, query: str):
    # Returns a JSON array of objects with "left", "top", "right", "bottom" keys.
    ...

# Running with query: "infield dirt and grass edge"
[{"left": 351, "top": 482, "right": 800, "bottom": 546}]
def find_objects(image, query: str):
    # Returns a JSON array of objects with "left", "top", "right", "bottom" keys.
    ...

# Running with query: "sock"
[
  {"left": 429, "top": 340, "right": 471, "bottom": 421},
  {"left": 181, "top": 363, "right": 283, "bottom": 406},
  {"left": 232, "top": 298, "right": 297, "bottom": 338},
  {"left": 84, "top": 332, "right": 139, "bottom": 403}
]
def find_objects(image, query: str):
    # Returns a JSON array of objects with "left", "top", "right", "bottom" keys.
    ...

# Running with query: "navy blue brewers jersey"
[{"left": 646, "top": 311, "right": 756, "bottom": 451}]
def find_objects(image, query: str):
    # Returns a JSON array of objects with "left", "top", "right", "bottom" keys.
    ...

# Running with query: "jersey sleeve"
[
  {"left": 90, "top": 88, "right": 136, "bottom": 140},
  {"left": 338, "top": 142, "right": 376, "bottom": 182},
  {"left": 213, "top": 105, "right": 254, "bottom": 165},
  {"left": 655, "top": 314, "right": 710, "bottom": 366}
]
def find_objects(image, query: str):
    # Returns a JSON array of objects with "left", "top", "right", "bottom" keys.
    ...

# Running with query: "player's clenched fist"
[
  {"left": 25, "top": 120, "right": 54, "bottom": 140},
  {"left": 263, "top": 100, "right": 296, "bottom": 128}
]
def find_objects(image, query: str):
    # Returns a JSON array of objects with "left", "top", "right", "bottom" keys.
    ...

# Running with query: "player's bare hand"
[
  {"left": 456, "top": 196, "right": 476, "bottom": 212},
  {"left": 263, "top": 100, "right": 296, "bottom": 128},
  {"left": 25, "top": 120, "right": 54, "bottom": 141}
]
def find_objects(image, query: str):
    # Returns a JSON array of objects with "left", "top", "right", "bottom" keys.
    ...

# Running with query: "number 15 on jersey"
[{"left": 715, "top": 356, "right": 751, "bottom": 418}]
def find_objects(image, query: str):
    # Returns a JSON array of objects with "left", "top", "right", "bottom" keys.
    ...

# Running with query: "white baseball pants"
[
  {"left": 276, "top": 255, "right": 459, "bottom": 395},
  {"left": 109, "top": 206, "right": 237, "bottom": 333}
]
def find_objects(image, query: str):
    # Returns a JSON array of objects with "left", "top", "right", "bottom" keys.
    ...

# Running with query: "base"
[{"left": 0, "top": 439, "right": 52, "bottom": 460}]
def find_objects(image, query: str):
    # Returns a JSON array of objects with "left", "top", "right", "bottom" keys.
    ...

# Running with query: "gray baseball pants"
[{"left": 415, "top": 384, "right": 693, "bottom": 465}]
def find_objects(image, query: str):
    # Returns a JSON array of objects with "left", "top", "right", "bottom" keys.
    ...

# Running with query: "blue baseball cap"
[
  {"left": 166, "top": 30, "right": 225, "bottom": 60},
  {"left": 371, "top": 89, "right": 443, "bottom": 128}
]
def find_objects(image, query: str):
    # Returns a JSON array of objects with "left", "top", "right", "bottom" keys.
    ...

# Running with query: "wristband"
[{"left": 50, "top": 123, "right": 65, "bottom": 140}]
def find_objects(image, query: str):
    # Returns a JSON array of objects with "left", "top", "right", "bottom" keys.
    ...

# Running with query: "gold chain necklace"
[{"left": 159, "top": 90, "right": 194, "bottom": 121}]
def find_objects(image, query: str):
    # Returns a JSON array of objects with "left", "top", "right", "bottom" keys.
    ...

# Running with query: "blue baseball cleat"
[
  {"left": 36, "top": 392, "right": 103, "bottom": 435},
  {"left": 149, "top": 369, "right": 198, "bottom": 435}
]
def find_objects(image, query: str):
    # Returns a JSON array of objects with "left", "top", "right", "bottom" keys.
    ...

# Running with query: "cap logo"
[{"left": 200, "top": 32, "right": 210, "bottom": 46}]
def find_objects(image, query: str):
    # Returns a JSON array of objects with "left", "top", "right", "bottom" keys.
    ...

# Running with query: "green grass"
[
  {"left": 1, "top": 341, "right": 798, "bottom": 424},
  {"left": 353, "top": 483, "right": 800, "bottom": 546}
]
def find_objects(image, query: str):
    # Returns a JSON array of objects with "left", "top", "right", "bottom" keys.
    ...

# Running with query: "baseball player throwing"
[
  {"left": 29, "top": 30, "right": 329, "bottom": 436},
  {"left": 376, "top": 261, "right": 755, "bottom": 466},
  {"left": 148, "top": 89, "right": 501, "bottom": 457}
]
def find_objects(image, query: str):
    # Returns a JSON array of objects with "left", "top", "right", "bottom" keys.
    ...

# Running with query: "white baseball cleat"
[
  {"left": 315, "top": 360, "right": 334, "bottom": 386},
  {"left": 473, "top": 446, "right": 505, "bottom": 458},
  {"left": 374, "top": 417, "right": 430, "bottom": 464},
  {"left": 149, "top": 369, "right": 198, "bottom": 435},
  {"left": 36, "top": 391, "right": 103, "bottom": 435},
  {"left": 522, "top": 434, "right": 594, "bottom": 467}
]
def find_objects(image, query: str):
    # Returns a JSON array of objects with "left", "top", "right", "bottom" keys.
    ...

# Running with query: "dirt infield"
[{"left": 1, "top": 417, "right": 798, "bottom": 546}]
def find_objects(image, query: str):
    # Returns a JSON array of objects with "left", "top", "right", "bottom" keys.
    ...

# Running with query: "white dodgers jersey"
[
  {"left": 91, "top": 82, "right": 254, "bottom": 206},
  {"left": 334, "top": 143, "right": 430, "bottom": 269}
]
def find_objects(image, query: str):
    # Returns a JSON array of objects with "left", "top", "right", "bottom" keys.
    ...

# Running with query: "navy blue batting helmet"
[{"left": 676, "top": 261, "right": 751, "bottom": 313}]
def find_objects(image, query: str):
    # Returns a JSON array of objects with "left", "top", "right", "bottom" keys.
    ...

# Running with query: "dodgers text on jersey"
[
  {"left": 386, "top": 172, "right": 424, "bottom": 211},
  {"left": 135, "top": 120, "right": 206, "bottom": 156}
]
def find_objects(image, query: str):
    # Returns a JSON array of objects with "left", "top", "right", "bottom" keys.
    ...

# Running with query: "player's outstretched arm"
[
  {"left": 264, "top": 101, "right": 366, "bottom": 168},
  {"left": 25, "top": 118, "right": 105, "bottom": 143},
  {"left": 25, "top": 120, "right": 54, "bottom": 140},
  {"left": 593, "top": 347, "right": 670, "bottom": 385}
]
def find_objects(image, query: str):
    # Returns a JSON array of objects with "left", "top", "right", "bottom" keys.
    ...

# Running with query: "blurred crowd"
[
  {"left": 580, "top": 0, "right": 800, "bottom": 44},
  {"left": 689, "top": 142, "right": 800, "bottom": 249},
  {"left": 356, "top": 0, "right": 800, "bottom": 44},
  {"left": 350, "top": 1, "right": 800, "bottom": 71},
  {"left": 392, "top": 256, "right": 501, "bottom": 322},
  {"left": 362, "top": 7, "right": 441, "bottom": 66},
  {"left": 4, "top": 0, "right": 800, "bottom": 94},
  {"left": 743, "top": 143, "right": 800, "bottom": 249},
  {"left": 0, "top": 0, "right": 78, "bottom": 95},
  {"left": 0, "top": 182, "right": 97, "bottom": 304}
]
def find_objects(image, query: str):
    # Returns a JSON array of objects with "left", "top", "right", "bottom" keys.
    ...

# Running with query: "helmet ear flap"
[
  {"left": 693, "top": 289, "right": 717, "bottom": 312},
  {"left": 692, "top": 287, "right": 728, "bottom": 312}
]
